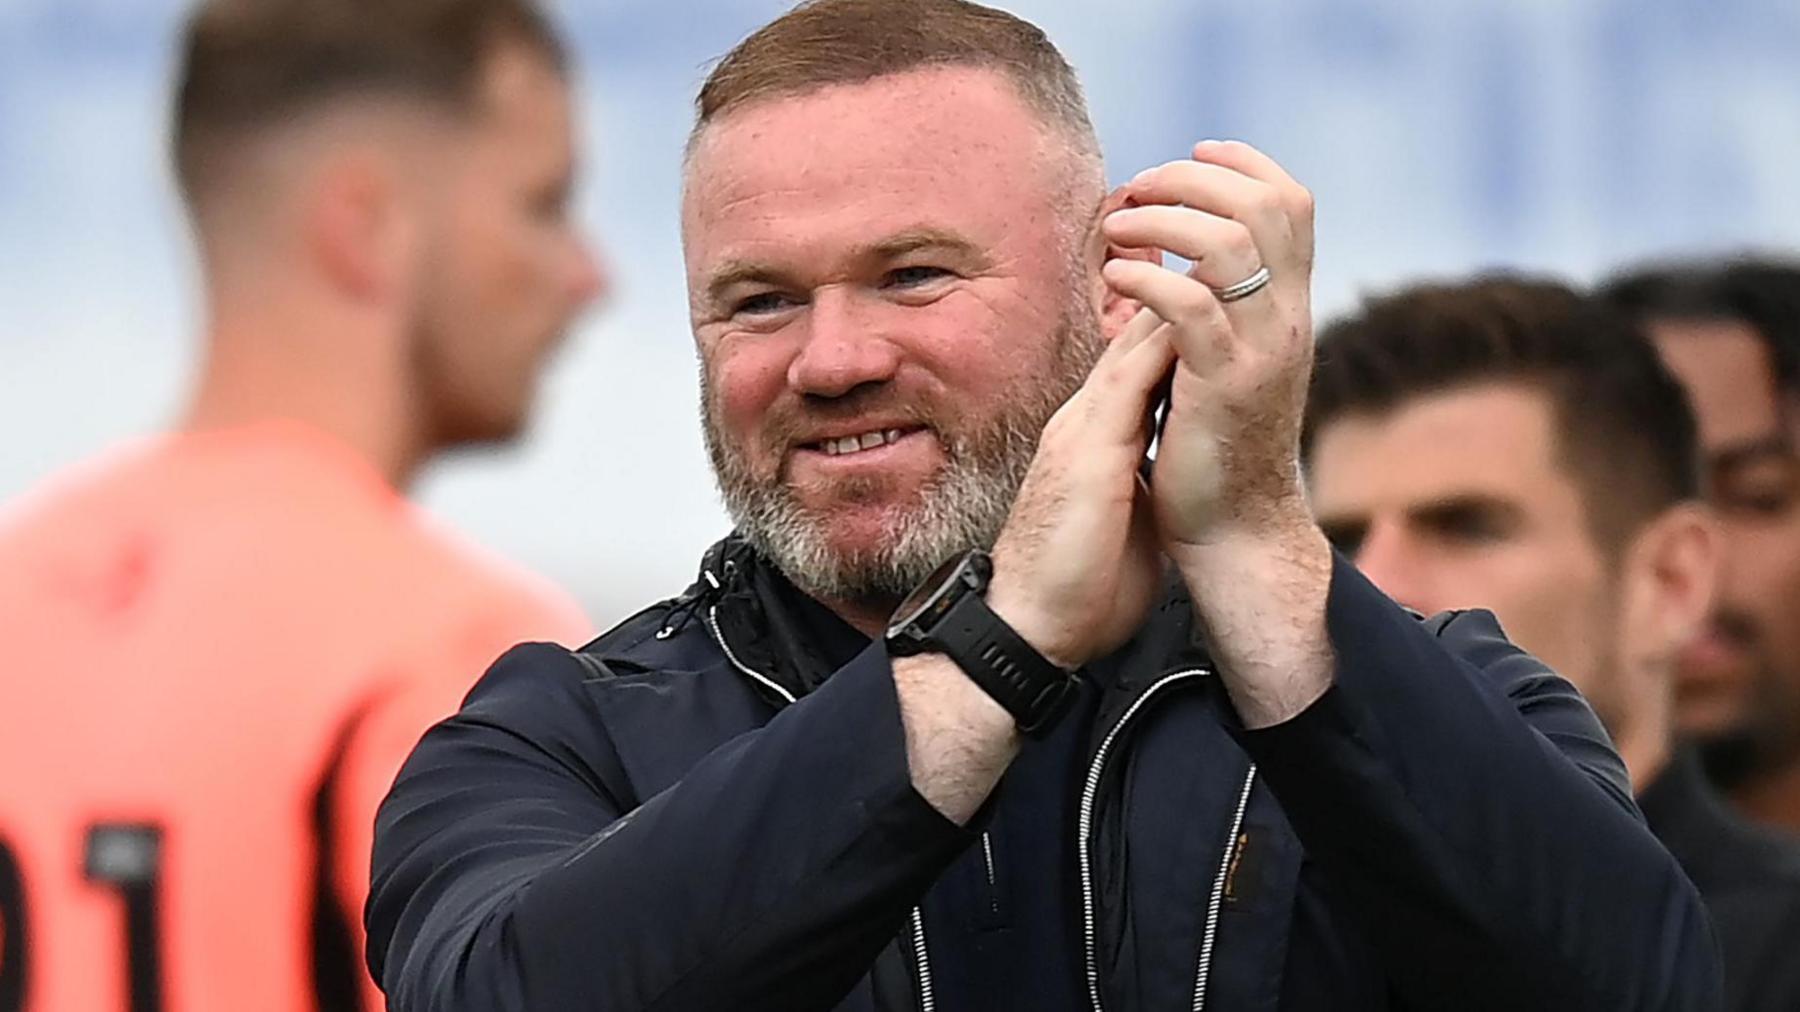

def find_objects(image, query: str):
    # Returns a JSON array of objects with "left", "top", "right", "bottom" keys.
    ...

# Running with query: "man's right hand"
[
  {"left": 985, "top": 309, "right": 1177, "bottom": 670},
  {"left": 895, "top": 313, "right": 1175, "bottom": 823}
]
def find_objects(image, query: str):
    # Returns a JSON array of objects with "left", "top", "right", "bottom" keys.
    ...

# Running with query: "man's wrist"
[
  {"left": 892, "top": 653, "right": 1017, "bottom": 729},
  {"left": 1169, "top": 509, "right": 1336, "bottom": 729},
  {"left": 1166, "top": 493, "right": 1320, "bottom": 568},
  {"left": 984, "top": 575, "right": 1082, "bottom": 672}
]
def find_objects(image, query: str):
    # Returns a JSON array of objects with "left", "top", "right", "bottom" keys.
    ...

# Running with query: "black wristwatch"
[{"left": 884, "top": 549, "right": 1078, "bottom": 737}]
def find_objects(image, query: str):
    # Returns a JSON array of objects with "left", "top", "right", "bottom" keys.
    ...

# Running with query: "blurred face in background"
[
  {"left": 412, "top": 42, "right": 607, "bottom": 447},
  {"left": 682, "top": 67, "right": 1104, "bottom": 608},
  {"left": 1650, "top": 319, "right": 1800, "bottom": 771},
  {"left": 1308, "top": 383, "right": 1633, "bottom": 725}
]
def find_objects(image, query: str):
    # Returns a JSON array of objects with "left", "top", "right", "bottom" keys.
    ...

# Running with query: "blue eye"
[
  {"left": 734, "top": 292, "right": 798, "bottom": 316},
  {"left": 887, "top": 266, "right": 952, "bottom": 288}
]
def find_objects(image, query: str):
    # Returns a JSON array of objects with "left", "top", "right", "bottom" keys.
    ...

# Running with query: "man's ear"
[
  {"left": 1090, "top": 185, "right": 1163, "bottom": 341},
  {"left": 306, "top": 151, "right": 415, "bottom": 304},
  {"left": 1622, "top": 503, "right": 1719, "bottom": 660}
]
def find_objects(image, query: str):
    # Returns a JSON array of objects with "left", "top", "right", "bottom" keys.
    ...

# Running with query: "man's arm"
[
  {"left": 368, "top": 641, "right": 974, "bottom": 1012},
  {"left": 1237, "top": 556, "right": 1720, "bottom": 1009}
]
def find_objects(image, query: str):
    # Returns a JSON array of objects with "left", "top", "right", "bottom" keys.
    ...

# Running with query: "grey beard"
[
  {"left": 702, "top": 306, "right": 1104, "bottom": 611},
  {"left": 714, "top": 413, "right": 1037, "bottom": 606}
]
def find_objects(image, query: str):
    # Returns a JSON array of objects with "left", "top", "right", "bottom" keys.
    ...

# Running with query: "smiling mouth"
[{"left": 807, "top": 427, "right": 915, "bottom": 458}]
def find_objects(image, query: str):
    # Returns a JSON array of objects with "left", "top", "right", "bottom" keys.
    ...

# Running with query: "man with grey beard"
[{"left": 366, "top": 2, "right": 1718, "bottom": 1009}]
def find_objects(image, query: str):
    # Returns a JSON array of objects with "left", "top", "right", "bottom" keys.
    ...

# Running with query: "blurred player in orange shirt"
[{"left": 0, "top": 1, "right": 605, "bottom": 1009}]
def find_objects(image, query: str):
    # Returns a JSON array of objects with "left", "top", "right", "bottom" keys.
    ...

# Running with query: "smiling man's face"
[{"left": 681, "top": 66, "right": 1103, "bottom": 610}]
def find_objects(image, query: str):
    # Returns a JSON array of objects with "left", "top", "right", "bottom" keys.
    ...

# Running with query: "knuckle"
[
  {"left": 1174, "top": 292, "right": 1225, "bottom": 330},
  {"left": 1288, "top": 185, "right": 1316, "bottom": 220},
  {"left": 1246, "top": 187, "right": 1283, "bottom": 221},
  {"left": 1089, "top": 365, "right": 1123, "bottom": 396},
  {"left": 1222, "top": 224, "right": 1258, "bottom": 263}
]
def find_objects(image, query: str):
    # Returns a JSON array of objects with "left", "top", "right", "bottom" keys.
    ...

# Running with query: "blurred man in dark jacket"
[
  {"left": 1305, "top": 276, "right": 1800, "bottom": 1012},
  {"left": 1605, "top": 260, "right": 1800, "bottom": 840},
  {"left": 366, "top": 2, "right": 1720, "bottom": 1008}
]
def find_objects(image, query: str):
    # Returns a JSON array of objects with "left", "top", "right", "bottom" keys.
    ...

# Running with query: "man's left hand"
[
  {"left": 1100, "top": 140, "right": 1335, "bottom": 727},
  {"left": 1101, "top": 139, "right": 1315, "bottom": 546}
]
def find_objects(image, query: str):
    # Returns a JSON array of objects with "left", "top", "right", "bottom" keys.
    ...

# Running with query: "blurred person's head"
[
  {"left": 1603, "top": 258, "right": 1800, "bottom": 792},
  {"left": 679, "top": 0, "right": 1142, "bottom": 628},
  {"left": 1304, "top": 277, "right": 1715, "bottom": 787},
  {"left": 175, "top": 0, "right": 606, "bottom": 482}
]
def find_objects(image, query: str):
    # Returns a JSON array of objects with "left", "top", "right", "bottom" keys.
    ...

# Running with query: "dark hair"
[
  {"left": 174, "top": 0, "right": 565, "bottom": 203},
  {"left": 1304, "top": 275, "right": 1702, "bottom": 552},
  {"left": 693, "top": 0, "right": 1097, "bottom": 161},
  {"left": 1599, "top": 256, "right": 1800, "bottom": 399}
]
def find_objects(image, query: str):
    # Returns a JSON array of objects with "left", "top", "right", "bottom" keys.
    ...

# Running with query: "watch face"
[{"left": 887, "top": 551, "right": 977, "bottom": 640}]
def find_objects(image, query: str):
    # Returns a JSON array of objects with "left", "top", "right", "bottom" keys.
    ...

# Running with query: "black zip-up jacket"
[{"left": 367, "top": 536, "right": 1721, "bottom": 1010}]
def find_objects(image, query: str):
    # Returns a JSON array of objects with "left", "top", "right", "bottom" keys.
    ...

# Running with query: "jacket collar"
[{"left": 698, "top": 534, "right": 871, "bottom": 701}]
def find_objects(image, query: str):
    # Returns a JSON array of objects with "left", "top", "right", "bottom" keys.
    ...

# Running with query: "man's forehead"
[
  {"left": 1310, "top": 384, "right": 1567, "bottom": 504},
  {"left": 1648, "top": 319, "right": 1786, "bottom": 451},
  {"left": 683, "top": 66, "right": 1061, "bottom": 219}
]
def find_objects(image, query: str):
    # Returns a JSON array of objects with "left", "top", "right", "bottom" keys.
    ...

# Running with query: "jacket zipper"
[
  {"left": 1080, "top": 668, "right": 1261, "bottom": 1012},
  {"left": 704, "top": 596, "right": 934, "bottom": 1009},
  {"left": 980, "top": 831, "right": 999, "bottom": 917},
  {"left": 909, "top": 906, "right": 936, "bottom": 1012},
  {"left": 1191, "top": 766, "right": 1257, "bottom": 1012},
  {"left": 705, "top": 604, "right": 798, "bottom": 705}
]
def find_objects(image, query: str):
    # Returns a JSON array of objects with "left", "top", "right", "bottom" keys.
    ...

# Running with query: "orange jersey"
[{"left": 0, "top": 422, "right": 590, "bottom": 1012}]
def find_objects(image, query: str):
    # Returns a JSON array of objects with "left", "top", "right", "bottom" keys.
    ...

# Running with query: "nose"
[
  {"left": 1353, "top": 521, "right": 1439, "bottom": 616},
  {"left": 786, "top": 287, "right": 901, "bottom": 399},
  {"left": 569, "top": 234, "right": 610, "bottom": 308}
]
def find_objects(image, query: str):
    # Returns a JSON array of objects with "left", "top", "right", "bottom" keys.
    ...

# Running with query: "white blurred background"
[{"left": 2, "top": 0, "right": 1797, "bottom": 626}]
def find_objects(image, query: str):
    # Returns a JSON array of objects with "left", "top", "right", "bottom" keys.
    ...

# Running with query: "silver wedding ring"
[{"left": 1211, "top": 265, "right": 1273, "bottom": 303}]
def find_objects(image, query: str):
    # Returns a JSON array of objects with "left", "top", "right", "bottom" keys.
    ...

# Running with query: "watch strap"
[{"left": 928, "top": 589, "right": 1077, "bottom": 737}]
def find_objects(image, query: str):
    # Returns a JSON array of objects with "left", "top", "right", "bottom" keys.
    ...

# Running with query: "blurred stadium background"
[{"left": 2, "top": 0, "right": 1796, "bottom": 626}]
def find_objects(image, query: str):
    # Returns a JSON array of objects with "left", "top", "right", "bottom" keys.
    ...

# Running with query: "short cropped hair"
[
  {"left": 1600, "top": 256, "right": 1800, "bottom": 401},
  {"left": 1304, "top": 276, "right": 1702, "bottom": 553},
  {"left": 692, "top": 0, "right": 1100, "bottom": 168},
  {"left": 174, "top": 0, "right": 565, "bottom": 204}
]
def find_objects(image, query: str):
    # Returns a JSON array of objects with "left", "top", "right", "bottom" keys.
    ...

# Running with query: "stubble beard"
[
  {"left": 703, "top": 301, "right": 1106, "bottom": 613},
  {"left": 1698, "top": 637, "right": 1800, "bottom": 788}
]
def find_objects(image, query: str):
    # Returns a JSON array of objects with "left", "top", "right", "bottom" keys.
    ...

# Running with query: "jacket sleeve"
[
  {"left": 1233, "top": 554, "right": 1722, "bottom": 1010},
  {"left": 365, "top": 641, "right": 972, "bottom": 1012}
]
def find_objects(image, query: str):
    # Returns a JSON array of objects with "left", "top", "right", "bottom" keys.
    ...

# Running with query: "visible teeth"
[{"left": 821, "top": 429, "right": 906, "bottom": 456}]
